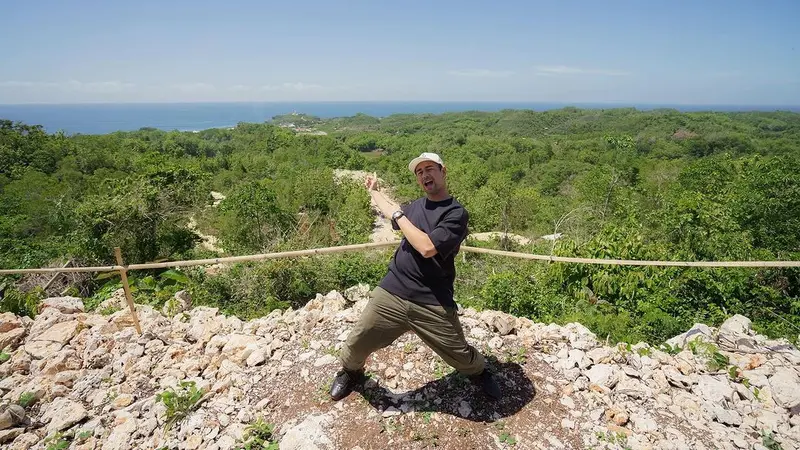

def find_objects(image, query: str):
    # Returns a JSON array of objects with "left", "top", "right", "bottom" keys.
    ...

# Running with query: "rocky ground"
[{"left": 0, "top": 286, "right": 798, "bottom": 450}]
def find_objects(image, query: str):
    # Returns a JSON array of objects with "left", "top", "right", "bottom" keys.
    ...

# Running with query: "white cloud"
[
  {"left": 259, "top": 82, "right": 324, "bottom": 91},
  {"left": 172, "top": 82, "right": 216, "bottom": 92},
  {"left": 448, "top": 69, "right": 515, "bottom": 78},
  {"left": 534, "top": 65, "right": 630, "bottom": 76},
  {"left": 0, "top": 80, "right": 135, "bottom": 91},
  {"left": 227, "top": 84, "right": 252, "bottom": 91}
]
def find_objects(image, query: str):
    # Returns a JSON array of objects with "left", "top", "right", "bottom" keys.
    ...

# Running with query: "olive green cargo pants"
[{"left": 340, "top": 286, "right": 485, "bottom": 376}]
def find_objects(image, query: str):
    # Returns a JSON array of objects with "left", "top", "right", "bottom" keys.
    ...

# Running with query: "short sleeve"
[{"left": 429, "top": 208, "right": 468, "bottom": 258}]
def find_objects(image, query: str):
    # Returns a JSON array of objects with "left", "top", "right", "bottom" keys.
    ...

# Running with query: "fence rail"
[{"left": 2, "top": 241, "right": 799, "bottom": 335}]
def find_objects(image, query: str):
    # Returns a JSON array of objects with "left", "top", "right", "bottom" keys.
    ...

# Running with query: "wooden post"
[{"left": 114, "top": 247, "right": 142, "bottom": 335}]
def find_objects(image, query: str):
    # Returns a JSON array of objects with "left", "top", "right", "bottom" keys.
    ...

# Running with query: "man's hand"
[
  {"left": 365, "top": 173, "right": 397, "bottom": 217},
  {"left": 365, "top": 172, "right": 379, "bottom": 191}
]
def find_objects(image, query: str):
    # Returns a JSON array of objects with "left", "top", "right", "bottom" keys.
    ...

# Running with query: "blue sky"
[{"left": 1, "top": 0, "right": 798, "bottom": 104}]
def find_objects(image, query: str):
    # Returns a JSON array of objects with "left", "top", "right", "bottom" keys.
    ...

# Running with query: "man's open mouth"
[{"left": 423, "top": 180, "right": 433, "bottom": 188}]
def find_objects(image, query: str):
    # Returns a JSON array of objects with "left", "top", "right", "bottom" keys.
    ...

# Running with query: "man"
[{"left": 329, "top": 152, "right": 502, "bottom": 401}]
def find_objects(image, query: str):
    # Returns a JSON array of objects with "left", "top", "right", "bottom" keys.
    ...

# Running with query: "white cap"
[{"left": 408, "top": 152, "right": 444, "bottom": 173}]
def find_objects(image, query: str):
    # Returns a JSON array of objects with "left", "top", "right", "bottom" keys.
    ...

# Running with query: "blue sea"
[{"left": 1, "top": 102, "right": 798, "bottom": 135}]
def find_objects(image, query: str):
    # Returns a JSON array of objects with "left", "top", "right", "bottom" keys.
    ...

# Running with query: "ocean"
[{"left": 0, "top": 102, "right": 798, "bottom": 135}]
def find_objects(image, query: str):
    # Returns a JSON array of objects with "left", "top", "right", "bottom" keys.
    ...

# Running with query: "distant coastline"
[{"left": 1, "top": 101, "right": 798, "bottom": 135}]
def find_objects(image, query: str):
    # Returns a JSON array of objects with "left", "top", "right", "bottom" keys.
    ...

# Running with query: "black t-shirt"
[{"left": 379, "top": 196, "right": 468, "bottom": 308}]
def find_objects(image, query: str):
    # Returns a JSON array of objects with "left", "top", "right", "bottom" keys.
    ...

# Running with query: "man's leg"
[
  {"left": 406, "top": 302, "right": 501, "bottom": 399},
  {"left": 331, "top": 287, "right": 409, "bottom": 400}
]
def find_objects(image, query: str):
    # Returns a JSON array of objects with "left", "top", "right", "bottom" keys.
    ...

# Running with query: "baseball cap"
[{"left": 408, "top": 152, "right": 444, "bottom": 173}]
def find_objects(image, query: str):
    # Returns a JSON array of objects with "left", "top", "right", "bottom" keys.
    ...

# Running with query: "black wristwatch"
[{"left": 391, "top": 210, "right": 405, "bottom": 225}]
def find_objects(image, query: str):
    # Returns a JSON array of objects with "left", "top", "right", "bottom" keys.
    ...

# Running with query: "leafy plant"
[
  {"left": 18, "top": 391, "right": 36, "bottom": 408},
  {"left": 237, "top": 417, "right": 279, "bottom": 450},
  {"left": 0, "top": 352, "right": 10, "bottom": 363},
  {"left": 499, "top": 431, "right": 517, "bottom": 446},
  {"left": 43, "top": 432, "right": 71, "bottom": 450},
  {"left": 762, "top": 430, "right": 784, "bottom": 450},
  {"left": 156, "top": 381, "right": 205, "bottom": 431}
]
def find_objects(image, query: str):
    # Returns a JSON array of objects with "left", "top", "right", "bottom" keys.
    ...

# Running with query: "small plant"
[
  {"left": 156, "top": 381, "right": 205, "bottom": 431},
  {"left": 18, "top": 391, "right": 36, "bottom": 408},
  {"left": 507, "top": 347, "right": 527, "bottom": 364},
  {"left": 658, "top": 342, "right": 681, "bottom": 355},
  {"left": 324, "top": 346, "right": 340, "bottom": 357},
  {"left": 76, "top": 430, "right": 93, "bottom": 441},
  {"left": 499, "top": 431, "right": 517, "bottom": 446},
  {"left": 0, "top": 351, "right": 10, "bottom": 363},
  {"left": 403, "top": 342, "right": 415, "bottom": 354},
  {"left": 422, "top": 411, "right": 434, "bottom": 424},
  {"left": 762, "top": 430, "right": 784, "bottom": 450},
  {"left": 98, "top": 304, "right": 122, "bottom": 316},
  {"left": 43, "top": 432, "right": 71, "bottom": 450},
  {"left": 635, "top": 346, "right": 652, "bottom": 357},
  {"left": 237, "top": 417, "right": 279, "bottom": 450},
  {"left": 688, "top": 340, "right": 729, "bottom": 372}
]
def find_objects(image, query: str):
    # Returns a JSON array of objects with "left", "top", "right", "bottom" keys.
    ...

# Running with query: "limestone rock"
[
  {"left": 40, "top": 398, "right": 88, "bottom": 434},
  {"left": 769, "top": 368, "right": 800, "bottom": 410},
  {"left": 695, "top": 375, "right": 735, "bottom": 406},
  {"left": 343, "top": 284, "right": 371, "bottom": 303},
  {"left": 280, "top": 414, "right": 334, "bottom": 450},
  {"left": 586, "top": 364, "right": 619, "bottom": 388},
  {"left": 24, "top": 320, "right": 79, "bottom": 359},
  {"left": 41, "top": 296, "right": 85, "bottom": 314},
  {"left": 666, "top": 323, "right": 714, "bottom": 349}
]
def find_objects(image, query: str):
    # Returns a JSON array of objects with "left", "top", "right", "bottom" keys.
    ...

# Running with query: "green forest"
[{"left": 1, "top": 107, "right": 798, "bottom": 345}]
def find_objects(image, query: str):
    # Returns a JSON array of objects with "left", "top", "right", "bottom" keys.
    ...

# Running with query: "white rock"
[
  {"left": 280, "top": 414, "right": 334, "bottom": 450},
  {"left": 561, "top": 418, "right": 575, "bottom": 429},
  {"left": 568, "top": 349, "right": 587, "bottom": 369},
  {"left": 560, "top": 396, "right": 576, "bottom": 409},
  {"left": 587, "top": 347, "right": 614, "bottom": 364},
  {"left": 586, "top": 364, "right": 619, "bottom": 388},
  {"left": 631, "top": 415, "right": 658, "bottom": 433},
  {"left": 666, "top": 323, "right": 714, "bottom": 349},
  {"left": 246, "top": 350, "right": 267, "bottom": 367},
  {"left": 469, "top": 327, "right": 489, "bottom": 339},
  {"left": 662, "top": 365, "right": 693, "bottom": 389},
  {"left": 695, "top": 375, "right": 735, "bottom": 405},
  {"left": 41, "top": 296, "right": 84, "bottom": 314},
  {"left": 713, "top": 405, "right": 742, "bottom": 426},
  {"left": 719, "top": 315, "right": 752, "bottom": 336},
  {"left": 24, "top": 320, "right": 79, "bottom": 358},
  {"left": 769, "top": 368, "right": 800, "bottom": 410},
  {"left": 40, "top": 397, "right": 88, "bottom": 433},
  {"left": 488, "top": 336, "right": 504, "bottom": 350},
  {"left": 382, "top": 407, "right": 401, "bottom": 417},
  {"left": 109, "top": 418, "right": 140, "bottom": 449},
  {"left": 314, "top": 354, "right": 338, "bottom": 367}
]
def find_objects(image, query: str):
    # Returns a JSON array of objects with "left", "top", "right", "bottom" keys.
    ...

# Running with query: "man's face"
[{"left": 414, "top": 161, "right": 445, "bottom": 195}]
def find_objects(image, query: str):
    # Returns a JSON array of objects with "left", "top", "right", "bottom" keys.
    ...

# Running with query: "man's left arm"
[{"left": 369, "top": 189, "right": 439, "bottom": 257}]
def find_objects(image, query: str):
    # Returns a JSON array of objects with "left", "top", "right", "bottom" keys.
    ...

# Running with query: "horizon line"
[{"left": 2, "top": 100, "right": 799, "bottom": 108}]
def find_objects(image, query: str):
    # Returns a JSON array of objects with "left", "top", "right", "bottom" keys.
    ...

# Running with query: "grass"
[{"left": 155, "top": 381, "right": 205, "bottom": 432}]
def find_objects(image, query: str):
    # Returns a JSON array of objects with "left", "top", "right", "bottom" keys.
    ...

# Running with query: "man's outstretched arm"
[{"left": 367, "top": 178, "right": 438, "bottom": 258}]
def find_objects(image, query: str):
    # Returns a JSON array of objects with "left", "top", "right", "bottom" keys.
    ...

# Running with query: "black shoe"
[
  {"left": 471, "top": 369, "right": 502, "bottom": 400},
  {"left": 329, "top": 368, "right": 365, "bottom": 401}
]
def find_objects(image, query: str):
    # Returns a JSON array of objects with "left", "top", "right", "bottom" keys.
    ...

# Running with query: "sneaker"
[
  {"left": 471, "top": 369, "right": 502, "bottom": 400},
  {"left": 329, "top": 368, "right": 365, "bottom": 401}
]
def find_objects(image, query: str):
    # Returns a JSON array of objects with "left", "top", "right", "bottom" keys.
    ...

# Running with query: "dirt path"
[
  {"left": 334, "top": 169, "right": 398, "bottom": 243},
  {"left": 187, "top": 191, "right": 227, "bottom": 253}
]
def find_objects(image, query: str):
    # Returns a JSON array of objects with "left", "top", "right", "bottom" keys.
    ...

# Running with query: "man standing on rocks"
[{"left": 329, "top": 152, "right": 502, "bottom": 401}]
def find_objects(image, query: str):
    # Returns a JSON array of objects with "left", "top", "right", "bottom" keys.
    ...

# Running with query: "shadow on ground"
[{"left": 353, "top": 356, "right": 535, "bottom": 422}]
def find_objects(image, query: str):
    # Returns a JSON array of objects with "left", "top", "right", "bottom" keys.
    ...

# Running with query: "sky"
[{"left": 1, "top": 0, "right": 798, "bottom": 105}]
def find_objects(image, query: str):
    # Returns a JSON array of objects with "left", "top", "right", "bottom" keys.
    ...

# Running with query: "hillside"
[
  {"left": 0, "top": 289, "right": 798, "bottom": 449},
  {"left": 1, "top": 107, "right": 799, "bottom": 386}
]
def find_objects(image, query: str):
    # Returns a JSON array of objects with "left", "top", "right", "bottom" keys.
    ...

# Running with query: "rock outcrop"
[{"left": 0, "top": 289, "right": 797, "bottom": 449}]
